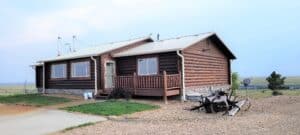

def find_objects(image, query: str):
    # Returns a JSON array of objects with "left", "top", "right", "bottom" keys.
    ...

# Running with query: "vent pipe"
[{"left": 157, "top": 33, "right": 160, "bottom": 41}]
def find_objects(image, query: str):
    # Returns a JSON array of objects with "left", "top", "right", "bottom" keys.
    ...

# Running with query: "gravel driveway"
[
  {"left": 0, "top": 109, "right": 107, "bottom": 135},
  {"left": 57, "top": 96, "right": 300, "bottom": 135}
]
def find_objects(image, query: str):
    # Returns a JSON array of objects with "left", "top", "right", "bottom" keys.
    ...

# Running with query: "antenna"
[
  {"left": 72, "top": 35, "right": 76, "bottom": 52},
  {"left": 64, "top": 43, "right": 72, "bottom": 53},
  {"left": 57, "top": 36, "right": 62, "bottom": 56}
]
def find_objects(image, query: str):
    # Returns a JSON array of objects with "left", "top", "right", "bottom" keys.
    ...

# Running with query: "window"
[
  {"left": 71, "top": 61, "right": 90, "bottom": 78},
  {"left": 51, "top": 64, "right": 67, "bottom": 79},
  {"left": 137, "top": 57, "right": 158, "bottom": 75}
]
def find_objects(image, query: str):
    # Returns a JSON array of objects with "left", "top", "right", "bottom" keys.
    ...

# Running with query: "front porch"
[{"left": 100, "top": 71, "right": 182, "bottom": 103}]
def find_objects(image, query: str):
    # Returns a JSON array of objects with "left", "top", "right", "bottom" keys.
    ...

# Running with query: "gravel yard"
[{"left": 56, "top": 96, "right": 300, "bottom": 135}]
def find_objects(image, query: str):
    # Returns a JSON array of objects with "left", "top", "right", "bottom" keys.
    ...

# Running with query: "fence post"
[
  {"left": 163, "top": 71, "right": 168, "bottom": 104},
  {"left": 133, "top": 72, "right": 137, "bottom": 95}
]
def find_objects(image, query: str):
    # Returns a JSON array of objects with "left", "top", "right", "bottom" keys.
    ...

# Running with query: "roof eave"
[
  {"left": 113, "top": 49, "right": 181, "bottom": 58},
  {"left": 212, "top": 33, "right": 236, "bottom": 59},
  {"left": 38, "top": 53, "right": 99, "bottom": 63},
  {"left": 38, "top": 36, "right": 153, "bottom": 63}
]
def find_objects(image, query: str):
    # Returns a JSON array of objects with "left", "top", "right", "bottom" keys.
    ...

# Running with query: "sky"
[{"left": 0, "top": 0, "right": 300, "bottom": 83}]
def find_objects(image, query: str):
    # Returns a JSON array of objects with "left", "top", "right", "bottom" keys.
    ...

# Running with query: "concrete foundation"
[
  {"left": 186, "top": 85, "right": 231, "bottom": 96},
  {"left": 41, "top": 89, "right": 94, "bottom": 96}
]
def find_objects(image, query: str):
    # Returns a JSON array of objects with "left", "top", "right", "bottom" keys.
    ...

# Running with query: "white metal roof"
[
  {"left": 112, "top": 32, "right": 215, "bottom": 57},
  {"left": 38, "top": 36, "right": 151, "bottom": 62}
]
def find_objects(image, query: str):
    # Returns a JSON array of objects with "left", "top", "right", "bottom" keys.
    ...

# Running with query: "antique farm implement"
[{"left": 189, "top": 90, "right": 251, "bottom": 116}]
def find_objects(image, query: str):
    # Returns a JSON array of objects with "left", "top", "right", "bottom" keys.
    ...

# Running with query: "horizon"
[{"left": 1, "top": 0, "right": 300, "bottom": 83}]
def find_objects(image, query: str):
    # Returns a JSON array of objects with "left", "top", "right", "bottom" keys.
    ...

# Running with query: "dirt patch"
[
  {"left": 56, "top": 96, "right": 300, "bottom": 135},
  {"left": 0, "top": 104, "right": 37, "bottom": 116}
]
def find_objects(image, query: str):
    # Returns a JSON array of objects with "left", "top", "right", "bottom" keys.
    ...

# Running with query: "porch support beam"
[{"left": 163, "top": 71, "right": 168, "bottom": 104}]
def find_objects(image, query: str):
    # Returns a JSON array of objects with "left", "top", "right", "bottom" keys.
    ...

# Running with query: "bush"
[
  {"left": 108, "top": 88, "right": 132, "bottom": 100},
  {"left": 266, "top": 71, "right": 286, "bottom": 96},
  {"left": 231, "top": 72, "right": 240, "bottom": 96},
  {"left": 266, "top": 71, "right": 286, "bottom": 90},
  {"left": 272, "top": 90, "right": 283, "bottom": 96}
]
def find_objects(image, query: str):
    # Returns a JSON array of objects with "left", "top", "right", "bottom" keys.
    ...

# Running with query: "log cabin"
[{"left": 33, "top": 32, "right": 236, "bottom": 102}]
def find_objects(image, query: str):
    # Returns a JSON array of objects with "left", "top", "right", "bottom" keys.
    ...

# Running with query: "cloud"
[
  {"left": 5, "top": 0, "right": 169, "bottom": 46},
  {"left": 1, "top": 0, "right": 242, "bottom": 47}
]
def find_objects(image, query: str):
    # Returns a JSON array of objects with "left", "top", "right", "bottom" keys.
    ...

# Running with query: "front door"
[{"left": 105, "top": 62, "right": 115, "bottom": 89}]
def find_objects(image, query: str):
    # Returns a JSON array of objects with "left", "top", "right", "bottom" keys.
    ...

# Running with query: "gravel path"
[{"left": 56, "top": 96, "right": 300, "bottom": 135}]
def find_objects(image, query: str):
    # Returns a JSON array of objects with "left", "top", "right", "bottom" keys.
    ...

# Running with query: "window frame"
[
  {"left": 137, "top": 56, "right": 159, "bottom": 76},
  {"left": 70, "top": 61, "right": 91, "bottom": 79},
  {"left": 50, "top": 63, "right": 67, "bottom": 80}
]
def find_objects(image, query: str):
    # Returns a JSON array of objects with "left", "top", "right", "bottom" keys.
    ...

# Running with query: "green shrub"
[
  {"left": 231, "top": 72, "right": 240, "bottom": 96},
  {"left": 272, "top": 90, "right": 283, "bottom": 96},
  {"left": 108, "top": 88, "right": 132, "bottom": 100},
  {"left": 266, "top": 71, "right": 286, "bottom": 90}
]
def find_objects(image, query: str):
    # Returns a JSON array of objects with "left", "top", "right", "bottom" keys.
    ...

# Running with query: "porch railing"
[{"left": 114, "top": 71, "right": 181, "bottom": 103}]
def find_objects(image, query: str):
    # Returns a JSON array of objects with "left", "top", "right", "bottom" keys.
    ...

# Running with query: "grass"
[
  {"left": 236, "top": 89, "right": 300, "bottom": 99},
  {"left": 0, "top": 94, "right": 71, "bottom": 106},
  {"left": 63, "top": 122, "right": 96, "bottom": 132},
  {"left": 63, "top": 100, "right": 159, "bottom": 116}
]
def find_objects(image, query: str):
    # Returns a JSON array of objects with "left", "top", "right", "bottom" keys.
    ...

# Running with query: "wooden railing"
[
  {"left": 115, "top": 76, "right": 134, "bottom": 89},
  {"left": 167, "top": 74, "right": 181, "bottom": 89},
  {"left": 114, "top": 71, "right": 181, "bottom": 104},
  {"left": 136, "top": 75, "right": 163, "bottom": 89}
]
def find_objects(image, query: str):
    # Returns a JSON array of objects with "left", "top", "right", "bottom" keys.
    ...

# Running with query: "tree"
[
  {"left": 266, "top": 71, "right": 285, "bottom": 95},
  {"left": 231, "top": 72, "right": 240, "bottom": 96}
]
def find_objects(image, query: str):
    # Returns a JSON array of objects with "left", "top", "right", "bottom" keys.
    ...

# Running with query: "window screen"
[
  {"left": 137, "top": 57, "right": 158, "bottom": 75},
  {"left": 71, "top": 61, "right": 90, "bottom": 77},
  {"left": 51, "top": 64, "right": 67, "bottom": 79}
]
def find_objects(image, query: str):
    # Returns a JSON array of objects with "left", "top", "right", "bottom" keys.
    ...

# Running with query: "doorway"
[{"left": 105, "top": 61, "right": 115, "bottom": 89}]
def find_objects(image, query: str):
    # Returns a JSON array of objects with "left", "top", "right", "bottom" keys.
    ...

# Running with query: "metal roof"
[
  {"left": 38, "top": 36, "right": 151, "bottom": 62},
  {"left": 112, "top": 32, "right": 215, "bottom": 57}
]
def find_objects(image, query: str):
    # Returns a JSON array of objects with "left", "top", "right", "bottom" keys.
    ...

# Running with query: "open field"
[
  {"left": 242, "top": 76, "right": 300, "bottom": 85},
  {"left": 237, "top": 89, "right": 300, "bottom": 99},
  {"left": 0, "top": 83, "right": 36, "bottom": 95}
]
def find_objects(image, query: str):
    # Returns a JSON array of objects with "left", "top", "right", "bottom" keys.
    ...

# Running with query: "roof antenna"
[
  {"left": 157, "top": 33, "right": 160, "bottom": 41},
  {"left": 57, "top": 36, "right": 62, "bottom": 56},
  {"left": 65, "top": 43, "right": 72, "bottom": 53},
  {"left": 72, "top": 35, "right": 77, "bottom": 52}
]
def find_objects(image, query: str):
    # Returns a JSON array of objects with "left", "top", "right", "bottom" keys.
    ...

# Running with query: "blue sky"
[{"left": 0, "top": 0, "right": 299, "bottom": 83}]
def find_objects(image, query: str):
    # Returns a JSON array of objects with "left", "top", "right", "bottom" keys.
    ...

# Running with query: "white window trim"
[
  {"left": 51, "top": 63, "right": 67, "bottom": 79},
  {"left": 137, "top": 57, "right": 158, "bottom": 76},
  {"left": 71, "top": 61, "right": 90, "bottom": 78}
]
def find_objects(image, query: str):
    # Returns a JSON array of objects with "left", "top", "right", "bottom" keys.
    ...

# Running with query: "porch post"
[
  {"left": 163, "top": 71, "right": 168, "bottom": 104},
  {"left": 133, "top": 72, "right": 137, "bottom": 95}
]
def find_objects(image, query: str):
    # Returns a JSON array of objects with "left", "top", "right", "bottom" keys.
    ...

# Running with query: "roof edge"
[
  {"left": 182, "top": 32, "right": 236, "bottom": 59},
  {"left": 113, "top": 49, "right": 180, "bottom": 57},
  {"left": 38, "top": 36, "right": 152, "bottom": 63}
]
